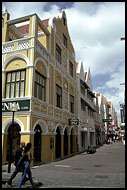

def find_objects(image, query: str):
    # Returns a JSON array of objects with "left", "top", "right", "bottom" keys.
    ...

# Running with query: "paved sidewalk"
[{"left": 2, "top": 141, "right": 125, "bottom": 188}]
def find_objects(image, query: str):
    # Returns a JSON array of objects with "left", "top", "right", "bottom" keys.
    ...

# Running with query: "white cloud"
[
  {"left": 3, "top": 2, "right": 125, "bottom": 121},
  {"left": 105, "top": 64, "right": 125, "bottom": 89},
  {"left": 3, "top": 2, "right": 47, "bottom": 19},
  {"left": 65, "top": 2, "right": 125, "bottom": 77}
]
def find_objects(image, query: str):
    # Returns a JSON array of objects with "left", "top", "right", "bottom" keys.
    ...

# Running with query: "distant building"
[
  {"left": 76, "top": 61, "right": 96, "bottom": 151},
  {"left": 94, "top": 93, "right": 105, "bottom": 145}
]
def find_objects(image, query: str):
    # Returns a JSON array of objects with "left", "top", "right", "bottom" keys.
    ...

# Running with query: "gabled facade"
[
  {"left": 76, "top": 61, "right": 96, "bottom": 151},
  {"left": 95, "top": 93, "right": 105, "bottom": 144},
  {"left": 2, "top": 7, "right": 78, "bottom": 166}
]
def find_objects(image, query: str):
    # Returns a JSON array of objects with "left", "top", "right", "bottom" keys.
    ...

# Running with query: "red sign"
[{"left": 108, "top": 124, "right": 115, "bottom": 127}]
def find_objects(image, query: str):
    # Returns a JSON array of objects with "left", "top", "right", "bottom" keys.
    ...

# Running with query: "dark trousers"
[
  {"left": 7, "top": 167, "right": 27, "bottom": 185},
  {"left": 7, "top": 167, "right": 19, "bottom": 184}
]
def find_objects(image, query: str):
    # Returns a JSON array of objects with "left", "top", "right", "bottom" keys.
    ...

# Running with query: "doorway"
[
  {"left": 56, "top": 127, "right": 61, "bottom": 159},
  {"left": 64, "top": 128, "right": 68, "bottom": 156},
  {"left": 6, "top": 124, "right": 21, "bottom": 163},
  {"left": 34, "top": 125, "right": 42, "bottom": 162},
  {"left": 70, "top": 129, "right": 73, "bottom": 154}
]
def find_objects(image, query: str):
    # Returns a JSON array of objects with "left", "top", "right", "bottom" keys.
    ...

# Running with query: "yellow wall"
[
  {"left": 53, "top": 11, "right": 75, "bottom": 55},
  {"left": 2, "top": 134, "right": 7, "bottom": 165},
  {"left": 5, "top": 59, "right": 26, "bottom": 71},
  {"left": 2, "top": 10, "right": 78, "bottom": 166}
]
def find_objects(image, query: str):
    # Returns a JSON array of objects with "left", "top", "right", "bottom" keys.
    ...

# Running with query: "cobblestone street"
[{"left": 2, "top": 141, "right": 125, "bottom": 188}]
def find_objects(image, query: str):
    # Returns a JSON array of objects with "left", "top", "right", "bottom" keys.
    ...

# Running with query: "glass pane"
[
  {"left": 20, "top": 82, "right": 24, "bottom": 96},
  {"left": 39, "top": 76, "right": 42, "bottom": 85},
  {"left": 37, "top": 74, "right": 40, "bottom": 84},
  {"left": 42, "top": 88, "right": 45, "bottom": 101},
  {"left": 11, "top": 73, "right": 15, "bottom": 82},
  {"left": 16, "top": 71, "right": 20, "bottom": 81},
  {"left": 56, "top": 85, "right": 62, "bottom": 95},
  {"left": 39, "top": 86, "right": 42, "bottom": 100},
  {"left": 11, "top": 83, "right": 15, "bottom": 97},
  {"left": 37, "top": 85, "right": 39, "bottom": 99},
  {"left": 6, "top": 84, "right": 10, "bottom": 98},
  {"left": 42, "top": 78, "right": 45, "bottom": 86},
  {"left": 21, "top": 71, "right": 25, "bottom": 80},
  {"left": 15, "top": 82, "right": 19, "bottom": 97},
  {"left": 34, "top": 83, "right": 37, "bottom": 97},
  {"left": 7, "top": 73, "right": 11, "bottom": 82}
]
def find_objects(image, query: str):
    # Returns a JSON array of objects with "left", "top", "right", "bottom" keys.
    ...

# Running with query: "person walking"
[
  {"left": 6, "top": 141, "right": 28, "bottom": 187},
  {"left": 18, "top": 142, "right": 35, "bottom": 188}
]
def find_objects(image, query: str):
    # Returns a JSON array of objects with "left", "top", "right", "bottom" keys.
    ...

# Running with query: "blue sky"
[{"left": 2, "top": 2, "right": 125, "bottom": 121}]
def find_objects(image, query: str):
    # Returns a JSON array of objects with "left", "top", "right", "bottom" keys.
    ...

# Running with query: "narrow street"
[{"left": 2, "top": 141, "right": 125, "bottom": 188}]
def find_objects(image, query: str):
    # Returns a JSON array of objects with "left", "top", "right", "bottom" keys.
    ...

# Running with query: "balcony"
[{"left": 2, "top": 37, "right": 49, "bottom": 61}]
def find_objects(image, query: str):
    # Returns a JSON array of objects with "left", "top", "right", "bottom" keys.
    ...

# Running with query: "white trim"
[
  {"left": 63, "top": 125, "right": 70, "bottom": 135},
  {"left": 28, "top": 67, "right": 32, "bottom": 96},
  {"left": 33, "top": 119, "right": 48, "bottom": 134},
  {"left": 2, "top": 118, "right": 24, "bottom": 133},
  {"left": 55, "top": 123, "right": 64, "bottom": 135},
  {"left": 70, "top": 126, "right": 76, "bottom": 135},
  {"left": 2, "top": 54, "right": 29, "bottom": 71},
  {"left": 20, "top": 131, "right": 35, "bottom": 135},
  {"left": 2, "top": 46, "right": 35, "bottom": 55},
  {"left": 34, "top": 57, "right": 50, "bottom": 78}
]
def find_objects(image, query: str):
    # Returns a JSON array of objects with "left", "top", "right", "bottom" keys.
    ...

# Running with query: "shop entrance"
[
  {"left": 34, "top": 125, "right": 42, "bottom": 162},
  {"left": 56, "top": 127, "right": 61, "bottom": 159},
  {"left": 64, "top": 128, "right": 68, "bottom": 156},
  {"left": 6, "top": 124, "right": 21, "bottom": 163},
  {"left": 70, "top": 130, "right": 73, "bottom": 154}
]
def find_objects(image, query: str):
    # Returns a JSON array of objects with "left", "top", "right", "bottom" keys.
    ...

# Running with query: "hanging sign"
[
  {"left": 103, "top": 119, "right": 112, "bottom": 122},
  {"left": 68, "top": 118, "right": 79, "bottom": 126}
]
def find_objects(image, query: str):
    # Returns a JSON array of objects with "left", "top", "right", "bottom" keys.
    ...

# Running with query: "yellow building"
[{"left": 2, "top": 7, "right": 78, "bottom": 166}]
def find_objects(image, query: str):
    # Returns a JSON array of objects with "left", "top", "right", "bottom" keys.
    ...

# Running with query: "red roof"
[
  {"left": 96, "top": 93, "right": 100, "bottom": 96},
  {"left": 108, "top": 101, "right": 112, "bottom": 106},
  {"left": 17, "top": 19, "right": 49, "bottom": 34}
]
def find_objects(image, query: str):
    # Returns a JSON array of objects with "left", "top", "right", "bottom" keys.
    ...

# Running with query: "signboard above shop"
[
  {"left": 103, "top": 119, "right": 112, "bottom": 122},
  {"left": 2, "top": 99, "right": 30, "bottom": 112},
  {"left": 68, "top": 118, "right": 79, "bottom": 126}
]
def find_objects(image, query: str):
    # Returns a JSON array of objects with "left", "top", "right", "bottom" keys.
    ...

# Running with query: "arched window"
[{"left": 34, "top": 71, "right": 46, "bottom": 101}]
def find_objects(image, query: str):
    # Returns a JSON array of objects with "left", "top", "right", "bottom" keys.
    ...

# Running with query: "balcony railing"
[
  {"left": 2, "top": 37, "right": 33, "bottom": 54},
  {"left": 2, "top": 37, "right": 49, "bottom": 61}
]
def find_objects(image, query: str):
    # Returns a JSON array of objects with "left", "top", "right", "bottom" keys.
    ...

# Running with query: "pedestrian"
[
  {"left": 6, "top": 141, "right": 28, "bottom": 187},
  {"left": 116, "top": 136, "right": 119, "bottom": 142},
  {"left": 109, "top": 137, "right": 112, "bottom": 144},
  {"left": 18, "top": 142, "right": 35, "bottom": 188}
]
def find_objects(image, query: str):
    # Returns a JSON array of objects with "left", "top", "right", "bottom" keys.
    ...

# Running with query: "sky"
[{"left": 2, "top": 2, "right": 125, "bottom": 121}]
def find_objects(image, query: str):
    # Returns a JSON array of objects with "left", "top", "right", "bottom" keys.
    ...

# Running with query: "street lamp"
[{"left": 7, "top": 102, "right": 18, "bottom": 173}]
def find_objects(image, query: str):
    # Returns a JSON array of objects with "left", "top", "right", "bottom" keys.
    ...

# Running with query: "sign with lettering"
[
  {"left": 103, "top": 119, "right": 112, "bottom": 123},
  {"left": 68, "top": 118, "right": 79, "bottom": 126},
  {"left": 2, "top": 100, "right": 30, "bottom": 112}
]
